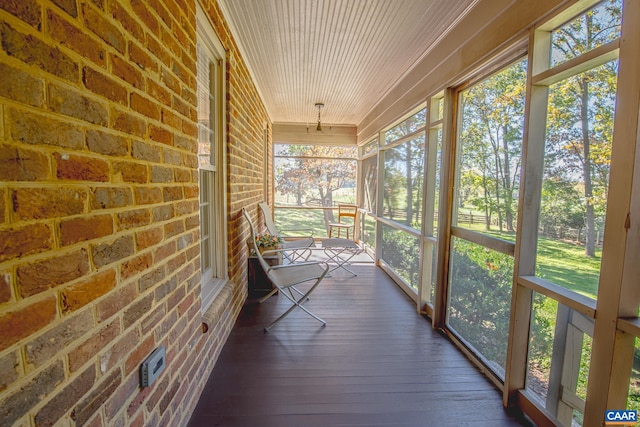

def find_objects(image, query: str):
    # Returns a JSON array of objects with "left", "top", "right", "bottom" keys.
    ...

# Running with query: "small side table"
[
  {"left": 322, "top": 238, "right": 361, "bottom": 276},
  {"left": 247, "top": 253, "right": 280, "bottom": 298}
]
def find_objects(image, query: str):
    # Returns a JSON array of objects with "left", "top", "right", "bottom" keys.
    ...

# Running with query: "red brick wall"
[{"left": 0, "top": 0, "right": 269, "bottom": 425}]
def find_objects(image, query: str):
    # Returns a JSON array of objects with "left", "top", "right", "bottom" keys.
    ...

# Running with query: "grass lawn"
[{"left": 276, "top": 209, "right": 602, "bottom": 299}]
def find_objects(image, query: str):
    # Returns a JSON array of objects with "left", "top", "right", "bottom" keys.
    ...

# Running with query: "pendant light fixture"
[{"left": 315, "top": 102, "right": 324, "bottom": 132}]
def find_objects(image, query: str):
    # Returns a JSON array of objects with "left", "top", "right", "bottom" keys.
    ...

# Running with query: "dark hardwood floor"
[{"left": 188, "top": 265, "right": 533, "bottom": 427}]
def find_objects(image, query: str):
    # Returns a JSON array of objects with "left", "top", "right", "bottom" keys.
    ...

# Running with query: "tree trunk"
[
  {"left": 502, "top": 125, "right": 514, "bottom": 231},
  {"left": 580, "top": 77, "right": 596, "bottom": 257},
  {"left": 405, "top": 144, "right": 413, "bottom": 226}
]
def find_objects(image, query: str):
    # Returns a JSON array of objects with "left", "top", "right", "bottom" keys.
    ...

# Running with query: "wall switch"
[{"left": 140, "top": 345, "right": 166, "bottom": 387}]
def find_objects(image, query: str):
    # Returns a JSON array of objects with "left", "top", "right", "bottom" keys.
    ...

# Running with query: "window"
[
  {"left": 447, "top": 59, "right": 527, "bottom": 378},
  {"left": 197, "top": 5, "right": 228, "bottom": 312},
  {"left": 379, "top": 107, "right": 427, "bottom": 294},
  {"left": 273, "top": 144, "right": 356, "bottom": 236}
]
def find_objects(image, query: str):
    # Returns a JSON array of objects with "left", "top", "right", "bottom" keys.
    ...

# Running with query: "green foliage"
[
  {"left": 380, "top": 225, "right": 420, "bottom": 289},
  {"left": 448, "top": 238, "right": 513, "bottom": 368}
]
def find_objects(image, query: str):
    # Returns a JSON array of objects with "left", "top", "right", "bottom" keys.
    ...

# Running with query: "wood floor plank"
[{"left": 188, "top": 265, "right": 533, "bottom": 426}]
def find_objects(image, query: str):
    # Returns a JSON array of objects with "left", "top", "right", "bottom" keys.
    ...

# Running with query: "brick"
[
  {"left": 148, "top": 80, "right": 170, "bottom": 106},
  {"left": 92, "top": 235, "right": 135, "bottom": 268},
  {"left": 17, "top": 249, "right": 89, "bottom": 297},
  {"left": 0, "top": 189, "right": 5, "bottom": 224},
  {"left": 0, "top": 296, "right": 57, "bottom": 352},
  {"left": 0, "top": 62, "right": 44, "bottom": 107},
  {"left": 48, "top": 9, "right": 105, "bottom": 67},
  {"left": 163, "top": 147, "right": 181, "bottom": 166},
  {"left": 161, "top": 109, "right": 182, "bottom": 132},
  {"left": 0, "top": 223, "right": 52, "bottom": 263},
  {"left": 132, "top": 139, "right": 160, "bottom": 162},
  {"left": 183, "top": 212, "right": 197, "bottom": 232},
  {"left": 177, "top": 292, "right": 194, "bottom": 317},
  {"left": 90, "top": 187, "right": 133, "bottom": 210},
  {"left": 110, "top": 3, "right": 144, "bottom": 43},
  {"left": 114, "top": 160, "right": 148, "bottom": 183},
  {"left": 8, "top": 107, "right": 84, "bottom": 149},
  {"left": 160, "top": 67, "right": 180, "bottom": 94},
  {"left": 85, "top": 412, "right": 105, "bottom": 427},
  {"left": 144, "top": 375, "right": 169, "bottom": 414},
  {"left": 0, "top": 361, "right": 65, "bottom": 427},
  {"left": 0, "top": 22, "right": 78, "bottom": 82},
  {"left": 60, "top": 214, "right": 114, "bottom": 245},
  {"left": 51, "top": 0, "right": 78, "bottom": 18},
  {"left": 167, "top": 284, "right": 187, "bottom": 314},
  {"left": 127, "top": 376, "right": 154, "bottom": 418},
  {"left": 123, "top": 293, "right": 154, "bottom": 329},
  {"left": 124, "top": 333, "right": 155, "bottom": 376},
  {"left": 68, "top": 320, "right": 119, "bottom": 372},
  {"left": 34, "top": 365, "right": 96, "bottom": 426},
  {"left": 104, "top": 371, "right": 138, "bottom": 421},
  {"left": 25, "top": 309, "right": 93, "bottom": 368},
  {"left": 55, "top": 152, "right": 109, "bottom": 182},
  {"left": 1, "top": 0, "right": 41, "bottom": 28},
  {"left": 87, "top": 129, "right": 129, "bottom": 156},
  {"left": 112, "top": 54, "right": 144, "bottom": 89},
  {"left": 158, "top": 379, "right": 179, "bottom": 416},
  {"left": 164, "top": 220, "right": 184, "bottom": 238},
  {"left": 172, "top": 95, "right": 189, "bottom": 117},
  {"left": 0, "top": 350, "right": 20, "bottom": 393},
  {"left": 117, "top": 208, "right": 151, "bottom": 230},
  {"left": 83, "top": 66, "right": 127, "bottom": 103},
  {"left": 111, "top": 108, "right": 146, "bottom": 136},
  {"left": 154, "top": 241, "right": 176, "bottom": 264},
  {"left": 136, "top": 227, "right": 163, "bottom": 250},
  {"left": 152, "top": 204, "right": 174, "bottom": 221},
  {"left": 130, "top": 0, "right": 159, "bottom": 35},
  {"left": 0, "top": 271, "right": 11, "bottom": 303},
  {"left": 176, "top": 200, "right": 197, "bottom": 216},
  {"left": 0, "top": 144, "right": 50, "bottom": 181},
  {"left": 72, "top": 368, "right": 122, "bottom": 425},
  {"left": 81, "top": 2, "right": 125, "bottom": 53},
  {"left": 171, "top": 60, "right": 190, "bottom": 87},
  {"left": 99, "top": 327, "right": 140, "bottom": 374},
  {"left": 12, "top": 187, "right": 86, "bottom": 220},
  {"left": 96, "top": 282, "right": 136, "bottom": 322},
  {"left": 61, "top": 269, "right": 117, "bottom": 313},
  {"left": 154, "top": 276, "right": 176, "bottom": 303},
  {"left": 140, "top": 303, "right": 166, "bottom": 335},
  {"left": 163, "top": 186, "right": 182, "bottom": 201},
  {"left": 121, "top": 252, "right": 152, "bottom": 280},
  {"left": 183, "top": 153, "right": 198, "bottom": 170},
  {"left": 174, "top": 168, "right": 191, "bottom": 183},
  {"left": 138, "top": 266, "right": 164, "bottom": 293},
  {"left": 48, "top": 82, "right": 108, "bottom": 126},
  {"left": 133, "top": 186, "right": 163, "bottom": 205},
  {"left": 131, "top": 92, "right": 160, "bottom": 120},
  {"left": 146, "top": 36, "right": 171, "bottom": 70},
  {"left": 151, "top": 165, "right": 172, "bottom": 182},
  {"left": 173, "top": 134, "right": 195, "bottom": 152}
]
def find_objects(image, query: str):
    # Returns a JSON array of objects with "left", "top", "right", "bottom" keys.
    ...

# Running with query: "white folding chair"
[
  {"left": 259, "top": 202, "right": 315, "bottom": 262},
  {"left": 243, "top": 208, "right": 329, "bottom": 331}
]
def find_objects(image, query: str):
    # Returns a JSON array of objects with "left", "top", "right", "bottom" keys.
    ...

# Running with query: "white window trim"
[{"left": 197, "top": 2, "right": 229, "bottom": 313}]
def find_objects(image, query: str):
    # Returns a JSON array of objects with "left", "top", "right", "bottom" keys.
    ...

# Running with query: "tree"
[
  {"left": 274, "top": 145, "right": 356, "bottom": 230},
  {"left": 546, "top": 1, "right": 620, "bottom": 256},
  {"left": 382, "top": 109, "right": 426, "bottom": 229},
  {"left": 458, "top": 60, "right": 526, "bottom": 232}
]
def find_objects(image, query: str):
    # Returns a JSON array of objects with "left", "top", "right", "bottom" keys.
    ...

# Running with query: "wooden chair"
[
  {"left": 243, "top": 208, "right": 329, "bottom": 331},
  {"left": 328, "top": 204, "right": 358, "bottom": 239}
]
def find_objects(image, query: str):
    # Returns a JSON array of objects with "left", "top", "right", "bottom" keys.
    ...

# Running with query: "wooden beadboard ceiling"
[{"left": 217, "top": 0, "right": 478, "bottom": 127}]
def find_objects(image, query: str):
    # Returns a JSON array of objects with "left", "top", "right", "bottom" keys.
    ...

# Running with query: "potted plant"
[{"left": 253, "top": 234, "right": 283, "bottom": 254}]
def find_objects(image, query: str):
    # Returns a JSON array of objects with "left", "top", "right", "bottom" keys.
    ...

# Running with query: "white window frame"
[{"left": 197, "top": 3, "right": 228, "bottom": 313}]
